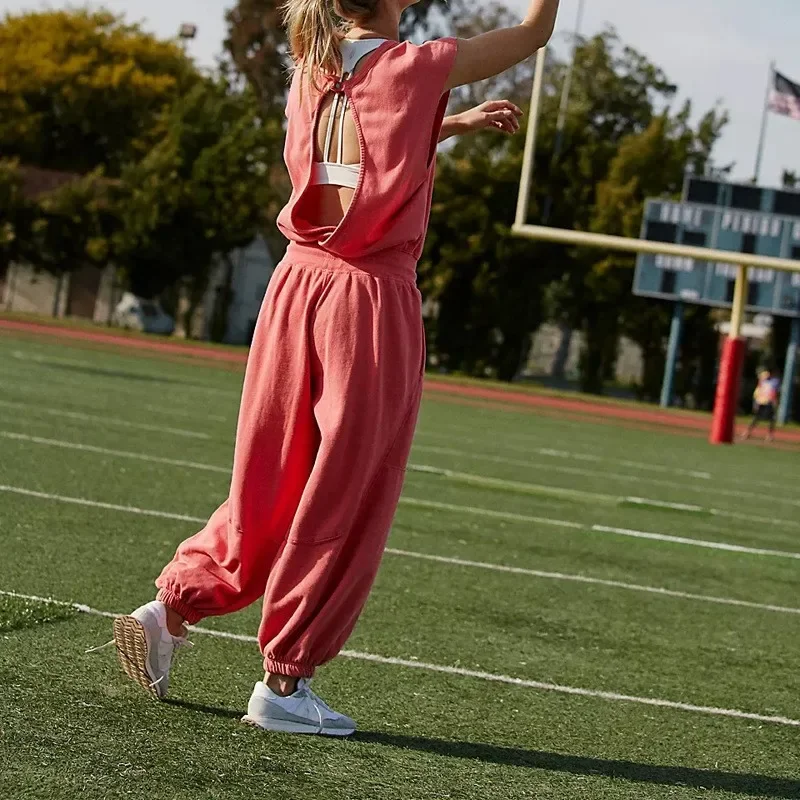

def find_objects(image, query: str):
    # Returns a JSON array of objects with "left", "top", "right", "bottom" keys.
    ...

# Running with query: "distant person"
[
  {"left": 107, "top": 0, "right": 561, "bottom": 736},
  {"left": 742, "top": 368, "right": 780, "bottom": 442}
]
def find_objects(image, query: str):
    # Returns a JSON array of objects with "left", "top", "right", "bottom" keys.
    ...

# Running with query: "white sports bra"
[{"left": 311, "top": 38, "right": 387, "bottom": 190}]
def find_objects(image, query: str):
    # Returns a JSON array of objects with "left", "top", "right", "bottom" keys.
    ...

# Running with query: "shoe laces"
[
  {"left": 298, "top": 679, "right": 336, "bottom": 716},
  {"left": 295, "top": 679, "right": 328, "bottom": 733}
]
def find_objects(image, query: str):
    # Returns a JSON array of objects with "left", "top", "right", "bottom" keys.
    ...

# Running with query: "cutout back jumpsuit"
[{"left": 155, "top": 37, "right": 459, "bottom": 678}]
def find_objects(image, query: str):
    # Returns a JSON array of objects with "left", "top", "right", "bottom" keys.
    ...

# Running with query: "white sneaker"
[
  {"left": 242, "top": 680, "right": 356, "bottom": 736},
  {"left": 112, "top": 601, "right": 191, "bottom": 699}
]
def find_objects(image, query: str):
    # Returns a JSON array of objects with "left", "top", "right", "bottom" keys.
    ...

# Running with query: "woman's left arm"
[{"left": 439, "top": 100, "right": 523, "bottom": 143}]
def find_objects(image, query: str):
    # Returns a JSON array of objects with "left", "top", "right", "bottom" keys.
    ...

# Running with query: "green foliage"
[
  {"left": 0, "top": 8, "right": 281, "bottom": 334},
  {"left": 24, "top": 169, "right": 116, "bottom": 303},
  {"left": 0, "top": 160, "right": 32, "bottom": 274},
  {"left": 112, "top": 76, "right": 282, "bottom": 332},
  {"left": 0, "top": 8, "right": 196, "bottom": 176}
]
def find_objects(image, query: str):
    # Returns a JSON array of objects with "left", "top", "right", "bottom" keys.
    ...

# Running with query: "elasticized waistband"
[{"left": 282, "top": 242, "right": 417, "bottom": 282}]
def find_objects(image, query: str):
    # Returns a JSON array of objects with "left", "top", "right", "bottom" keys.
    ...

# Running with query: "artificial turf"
[{"left": 0, "top": 331, "right": 798, "bottom": 799}]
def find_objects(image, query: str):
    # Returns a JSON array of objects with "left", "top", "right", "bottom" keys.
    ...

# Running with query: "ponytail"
[
  {"left": 282, "top": 0, "right": 381, "bottom": 89},
  {"left": 282, "top": 0, "right": 343, "bottom": 88}
]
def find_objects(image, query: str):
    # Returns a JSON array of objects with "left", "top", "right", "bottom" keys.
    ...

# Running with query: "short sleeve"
[{"left": 411, "top": 37, "right": 459, "bottom": 100}]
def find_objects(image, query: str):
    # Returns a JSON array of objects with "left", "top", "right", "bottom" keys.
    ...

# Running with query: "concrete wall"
[
  {"left": 0, "top": 262, "right": 118, "bottom": 322},
  {"left": 523, "top": 323, "right": 644, "bottom": 385},
  {"left": 202, "top": 236, "right": 275, "bottom": 345}
]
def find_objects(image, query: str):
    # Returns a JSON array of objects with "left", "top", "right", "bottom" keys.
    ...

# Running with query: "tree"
[
  {"left": 28, "top": 171, "right": 114, "bottom": 316},
  {"left": 573, "top": 106, "right": 727, "bottom": 393},
  {"left": 422, "top": 129, "right": 562, "bottom": 380},
  {"left": 0, "top": 160, "right": 33, "bottom": 283},
  {"left": 113, "top": 75, "right": 283, "bottom": 336},
  {"left": 0, "top": 9, "right": 196, "bottom": 176}
]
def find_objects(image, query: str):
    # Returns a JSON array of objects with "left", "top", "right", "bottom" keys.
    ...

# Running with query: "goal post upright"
[{"left": 515, "top": 47, "right": 548, "bottom": 230}]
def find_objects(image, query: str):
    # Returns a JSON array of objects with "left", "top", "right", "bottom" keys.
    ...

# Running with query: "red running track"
[{"left": 3, "top": 318, "right": 800, "bottom": 444}]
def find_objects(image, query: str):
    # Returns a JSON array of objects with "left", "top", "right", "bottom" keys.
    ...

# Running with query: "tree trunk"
[
  {"left": 52, "top": 271, "right": 65, "bottom": 318},
  {"left": 551, "top": 323, "right": 573, "bottom": 379},
  {"left": 209, "top": 255, "right": 236, "bottom": 343}
]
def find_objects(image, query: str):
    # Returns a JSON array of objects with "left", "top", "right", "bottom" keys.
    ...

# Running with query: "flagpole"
[{"left": 754, "top": 61, "right": 775, "bottom": 184}]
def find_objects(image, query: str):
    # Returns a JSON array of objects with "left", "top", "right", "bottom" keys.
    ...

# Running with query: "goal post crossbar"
[{"left": 511, "top": 223, "right": 800, "bottom": 275}]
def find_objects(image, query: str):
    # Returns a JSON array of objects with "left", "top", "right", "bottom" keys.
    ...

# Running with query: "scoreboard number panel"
[{"left": 633, "top": 199, "right": 800, "bottom": 318}]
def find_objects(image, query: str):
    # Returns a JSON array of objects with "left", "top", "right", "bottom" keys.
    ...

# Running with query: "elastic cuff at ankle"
[
  {"left": 156, "top": 589, "right": 203, "bottom": 625},
  {"left": 264, "top": 656, "right": 316, "bottom": 679}
]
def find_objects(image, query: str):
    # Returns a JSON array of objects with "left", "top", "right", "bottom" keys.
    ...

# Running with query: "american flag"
[{"left": 768, "top": 70, "right": 800, "bottom": 121}]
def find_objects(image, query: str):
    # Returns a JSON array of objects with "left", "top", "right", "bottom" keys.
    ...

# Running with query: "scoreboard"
[{"left": 633, "top": 177, "right": 800, "bottom": 318}]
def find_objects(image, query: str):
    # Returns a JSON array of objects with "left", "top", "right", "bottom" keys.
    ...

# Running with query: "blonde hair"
[{"left": 282, "top": 0, "right": 380, "bottom": 87}]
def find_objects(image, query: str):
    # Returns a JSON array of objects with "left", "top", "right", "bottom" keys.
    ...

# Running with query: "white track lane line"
[
  {"left": 1, "top": 588, "right": 797, "bottom": 728},
  {"left": 383, "top": 548, "right": 800, "bottom": 615},
  {"left": 0, "top": 399, "right": 209, "bottom": 440}
]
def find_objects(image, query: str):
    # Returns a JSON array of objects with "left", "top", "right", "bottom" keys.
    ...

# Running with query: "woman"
[{"left": 112, "top": 0, "right": 560, "bottom": 736}]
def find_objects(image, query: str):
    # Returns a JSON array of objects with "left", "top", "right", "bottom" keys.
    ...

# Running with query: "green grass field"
[{"left": 0, "top": 331, "right": 798, "bottom": 800}]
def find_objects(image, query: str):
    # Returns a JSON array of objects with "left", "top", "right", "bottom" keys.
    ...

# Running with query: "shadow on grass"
[
  {"left": 37, "top": 360, "right": 223, "bottom": 389},
  {"left": 165, "top": 701, "right": 799, "bottom": 798},
  {"left": 354, "top": 731, "right": 800, "bottom": 798},
  {"left": 164, "top": 699, "right": 244, "bottom": 720}
]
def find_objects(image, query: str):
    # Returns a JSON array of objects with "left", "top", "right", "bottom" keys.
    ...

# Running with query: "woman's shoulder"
[
  {"left": 380, "top": 37, "right": 458, "bottom": 68},
  {"left": 363, "top": 38, "right": 458, "bottom": 95}
]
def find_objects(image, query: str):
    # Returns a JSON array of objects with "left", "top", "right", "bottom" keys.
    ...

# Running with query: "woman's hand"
[{"left": 439, "top": 101, "right": 523, "bottom": 143}]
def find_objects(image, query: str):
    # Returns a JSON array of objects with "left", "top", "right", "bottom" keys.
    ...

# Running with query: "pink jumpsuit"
[{"left": 155, "top": 38, "right": 458, "bottom": 678}]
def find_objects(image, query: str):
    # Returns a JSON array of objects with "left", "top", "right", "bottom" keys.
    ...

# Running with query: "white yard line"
[
  {"left": 3, "top": 424, "right": 799, "bottom": 533},
  {"left": 5, "top": 426, "right": 798, "bottom": 529},
  {"left": 0, "top": 485, "right": 206, "bottom": 524},
  {"left": 589, "top": 525, "right": 800, "bottom": 560},
  {"left": 0, "top": 400, "right": 210, "bottom": 440},
  {"left": 0, "top": 432, "right": 229, "bottom": 473},
  {"left": 144, "top": 405, "right": 228, "bottom": 424},
  {"left": 383, "top": 548, "right": 800, "bottom": 615},
  {"left": 5, "top": 351, "right": 241, "bottom": 398},
  {"left": 406, "top": 464, "right": 800, "bottom": 530},
  {"left": 399, "top": 497, "right": 800, "bottom": 557},
  {"left": 415, "top": 433, "right": 712, "bottom": 479},
  {"left": 1, "top": 588, "right": 797, "bottom": 728},
  {"left": 3, "top": 483, "right": 800, "bottom": 566},
  {"left": 399, "top": 497, "right": 585, "bottom": 528},
  {"left": 413, "top": 445, "right": 800, "bottom": 509},
  {"left": 3, "top": 483, "right": 797, "bottom": 563}
]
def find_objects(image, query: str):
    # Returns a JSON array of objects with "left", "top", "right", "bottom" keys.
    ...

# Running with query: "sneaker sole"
[
  {"left": 113, "top": 616, "right": 163, "bottom": 700},
  {"left": 240, "top": 715, "right": 355, "bottom": 737}
]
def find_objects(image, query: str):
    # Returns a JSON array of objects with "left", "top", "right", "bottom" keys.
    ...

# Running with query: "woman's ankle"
[
  {"left": 265, "top": 673, "right": 299, "bottom": 697},
  {"left": 164, "top": 605, "right": 186, "bottom": 637}
]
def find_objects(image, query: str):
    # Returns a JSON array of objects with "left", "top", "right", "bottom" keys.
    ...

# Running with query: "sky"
[{"left": 2, "top": 0, "right": 798, "bottom": 187}]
